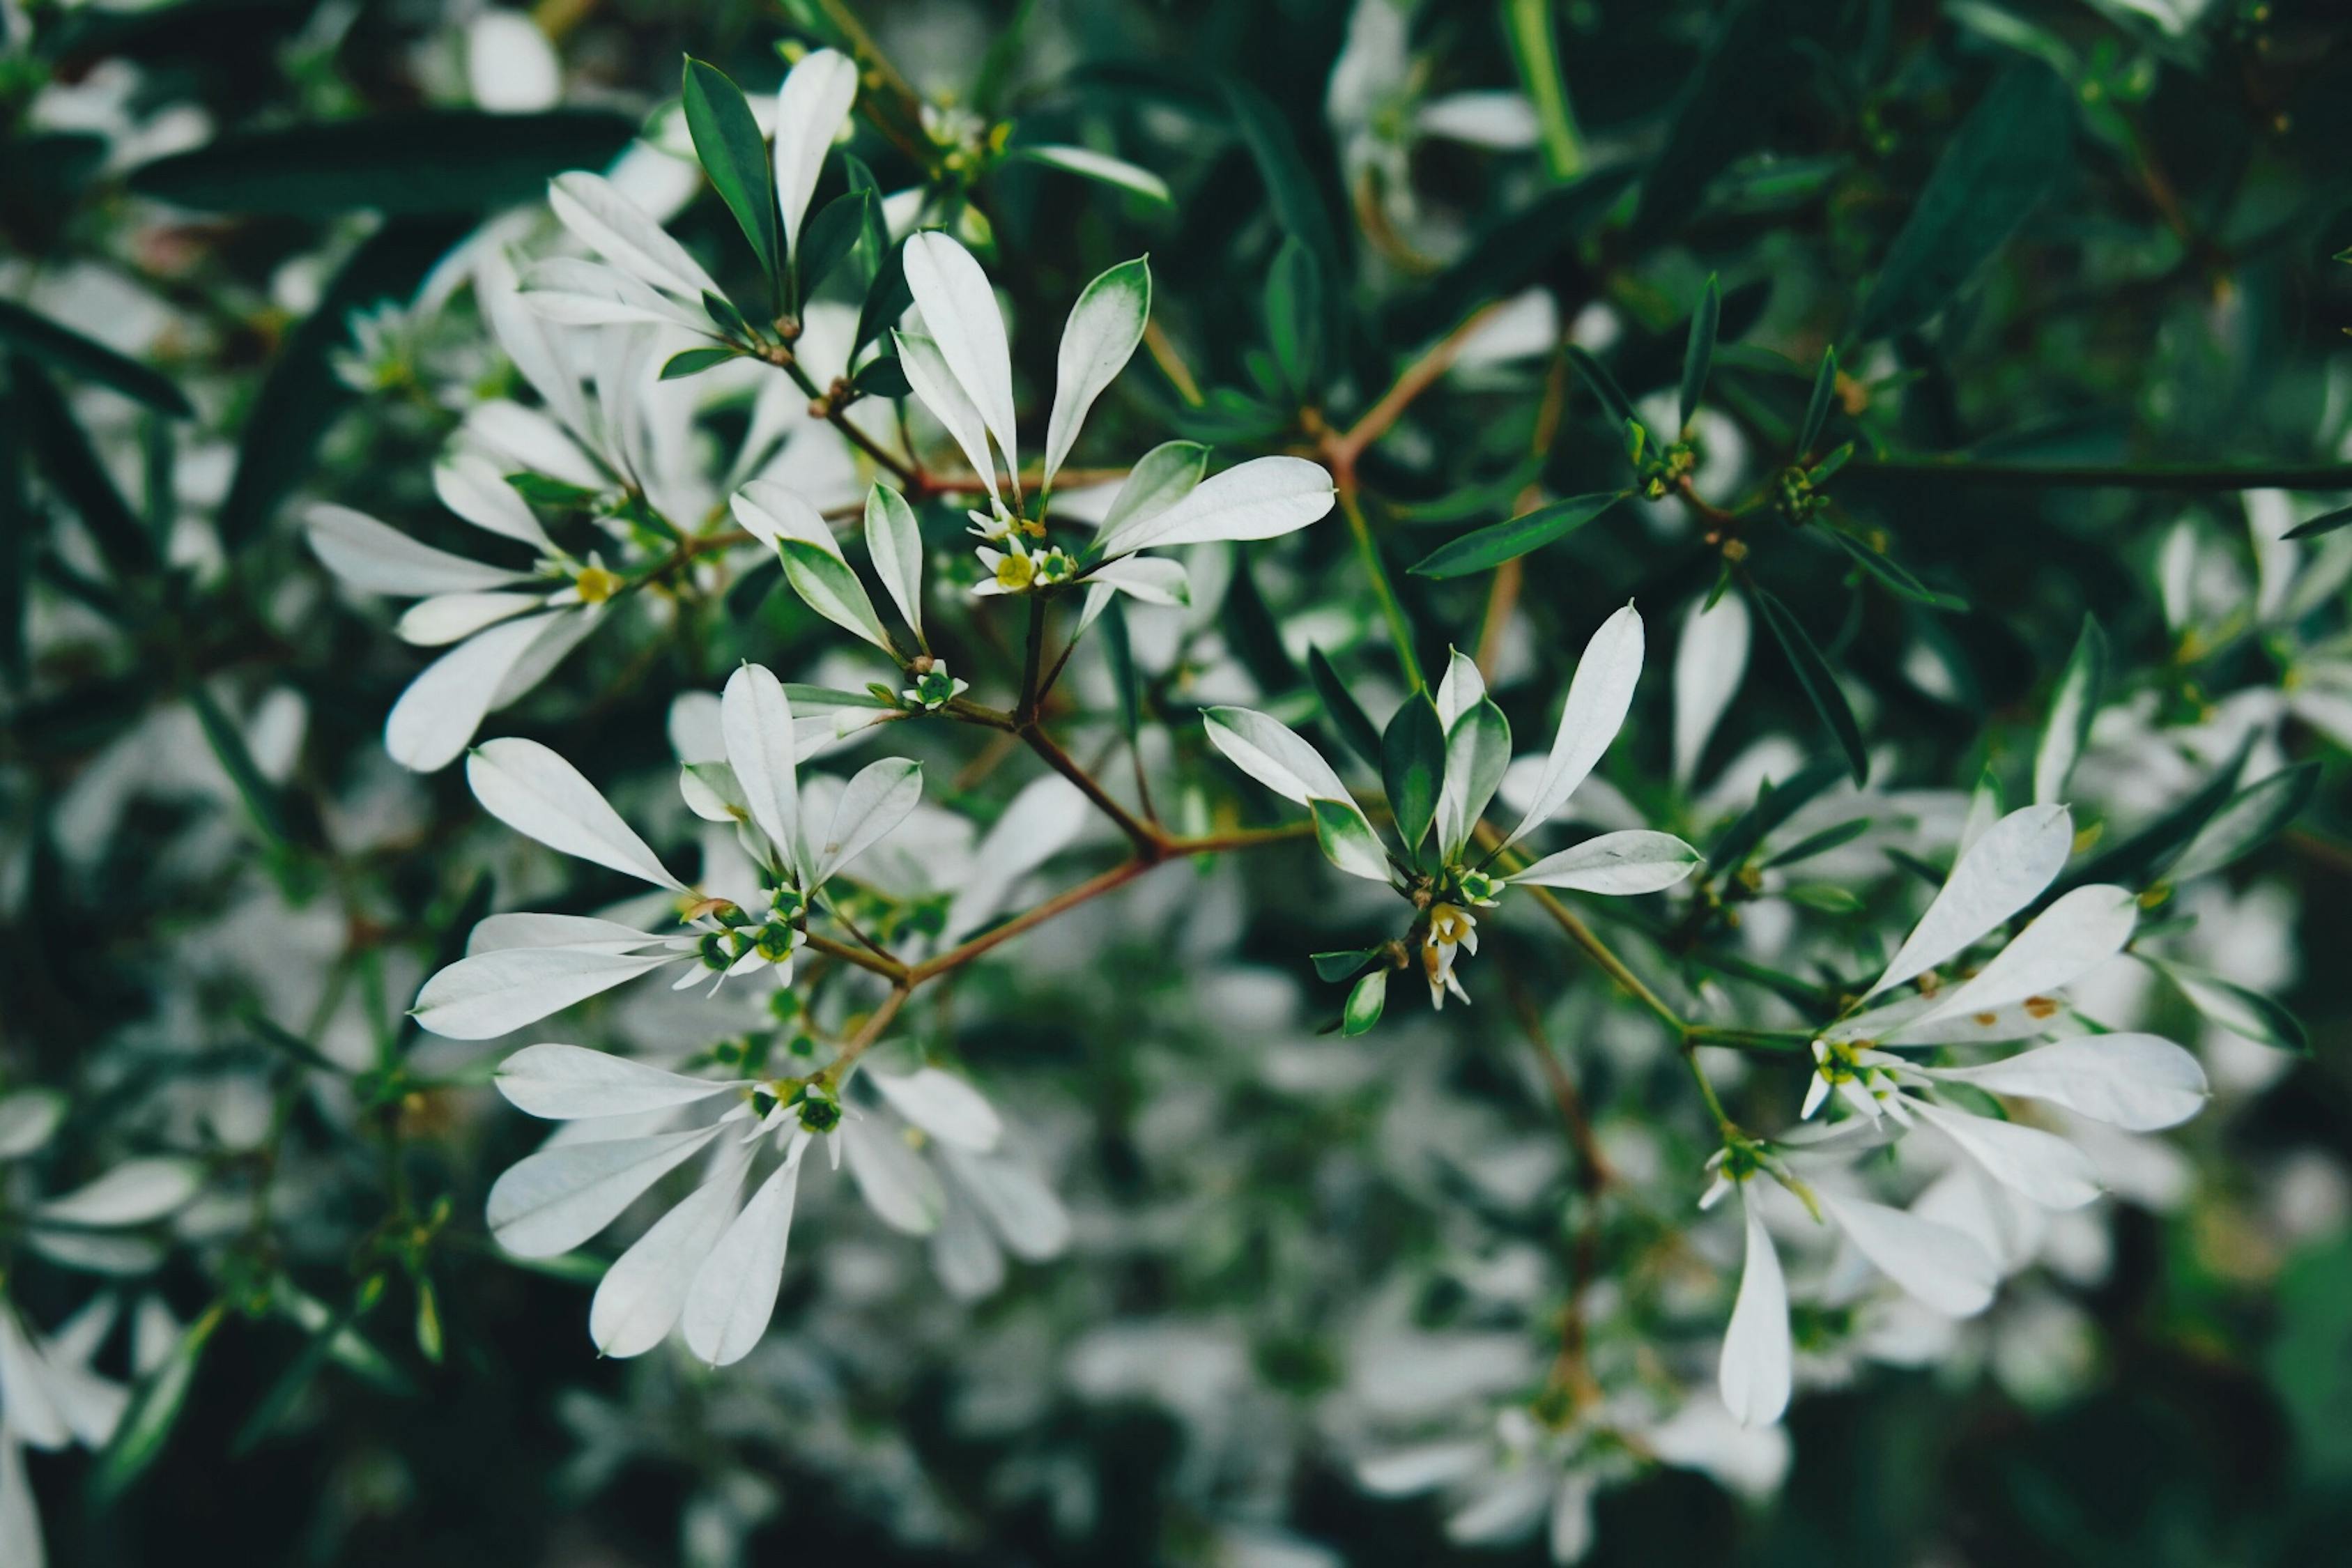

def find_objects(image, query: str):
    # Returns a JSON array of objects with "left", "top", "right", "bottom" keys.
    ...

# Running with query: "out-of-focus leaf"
[
  {"left": 233, "top": 1276, "right": 386, "bottom": 1455},
  {"left": 0, "top": 298, "right": 191, "bottom": 415},
  {"left": 1797, "top": 345, "right": 1838, "bottom": 456},
  {"left": 1220, "top": 76, "right": 1343, "bottom": 282},
  {"left": 1707, "top": 754, "right": 1849, "bottom": 870},
  {"left": 0, "top": 376, "right": 28, "bottom": 678},
  {"left": 90, "top": 1302, "right": 226, "bottom": 1502},
  {"left": 1225, "top": 544, "right": 1299, "bottom": 695},
  {"left": 1409, "top": 491, "right": 1626, "bottom": 578},
  {"left": 1678, "top": 275, "right": 1720, "bottom": 429},
  {"left": 1101, "top": 594, "right": 1141, "bottom": 741},
  {"left": 1565, "top": 346, "right": 1636, "bottom": 431},
  {"left": 1502, "top": 0, "right": 1583, "bottom": 180},
  {"left": 2283, "top": 502, "right": 2352, "bottom": 540},
  {"left": 1308, "top": 647, "right": 1382, "bottom": 771},
  {"left": 1387, "top": 167, "right": 1634, "bottom": 340},
  {"left": 854, "top": 238, "right": 912, "bottom": 355},
  {"left": 188, "top": 685, "right": 293, "bottom": 848},
  {"left": 1266, "top": 238, "right": 1323, "bottom": 394},
  {"left": 1752, "top": 587, "right": 1868, "bottom": 785},
  {"left": 2059, "top": 735, "right": 2251, "bottom": 899},
  {"left": 12, "top": 354, "right": 156, "bottom": 581},
  {"left": 1825, "top": 528, "right": 1968, "bottom": 610},
  {"left": 1629, "top": 0, "right": 1797, "bottom": 242},
  {"left": 2032, "top": 615, "right": 2107, "bottom": 806},
  {"left": 660, "top": 347, "right": 739, "bottom": 381}
]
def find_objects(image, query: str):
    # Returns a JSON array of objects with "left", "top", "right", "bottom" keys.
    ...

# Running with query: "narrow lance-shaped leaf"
[
  {"left": 863, "top": 482, "right": 925, "bottom": 642},
  {"left": 903, "top": 231, "right": 1020, "bottom": 477},
  {"left": 2164, "top": 761, "right": 2319, "bottom": 885},
  {"left": 90, "top": 1302, "right": 228, "bottom": 1502},
  {"left": 682, "top": 59, "right": 780, "bottom": 295},
  {"left": 1010, "top": 145, "right": 1174, "bottom": 206},
  {"left": 1266, "top": 238, "right": 1323, "bottom": 392},
  {"left": 1308, "top": 646, "right": 1383, "bottom": 771},
  {"left": 1751, "top": 587, "right": 1866, "bottom": 786},
  {"left": 1679, "top": 275, "right": 1720, "bottom": 429},
  {"left": 1565, "top": 346, "right": 1636, "bottom": 431},
  {"left": 1410, "top": 491, "right": 1626, "bottom": 578},
  {"left": 1797, "top": 345, "right": 1838, "bottom": 456},
  {"left": 774, "top": 48, "right": 859, "bottom": 268},
  {"left": 2032, "top": 615, "right": 2107, "bottom": 806},
  {"left": 0, "top": 298, "right": 192, "bottom": 416},
  {"left": 1043, "top": 256, "right": 1151, "bottom": 492},
  {"left": 1382, "top": 693, "right": 1446, "bottom": 856},
  {"left": 188, "top": 686, "right": 293, "bottom": 850}
]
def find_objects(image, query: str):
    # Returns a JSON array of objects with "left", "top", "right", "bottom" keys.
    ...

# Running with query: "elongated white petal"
[
  {"left": 464, "top": 399, "right": 604, "bottom": 489},
  {"left": 467, "top": 737, "right": 684, "bottom": 889},
  {"left": 433, "top": 453, "right": 555, "bottom": 551},
  {"left": 396, "top": 591, "right": 543, "bottom": 646},
  {"left": 868, "top": 1068, "right": 1001, "bottom": 1153},
  {"left": 1673, "top": 593, "right": 1749, "bottom": 785},
  {"left": 941, "top": 776, "right": 1089, "bottom": 944},
  {"left": 548, "top": 170, "right": 723, "bottom": 302},
  {"left": 774, "top": 48, "right": 859, "bottom": 255},
  {"left": 1719, "top": 1191, "right": 1791, "bottom": 1427},
  {"left": 1202, "top": 707, "right": 1350, "bottom": 806},
  {"left": 864, "top": 483, "right": 925, "bottom": 639},
  {"left": 1355, "top": 1441, "right": 1490, "bottom": 1496},
  {"left": 1868, "top": 804, "right": 2073, "bottom": 997},
  {"left": 495, "top": 1044, "right": 742, "bottom": 1120},
  {"left": 939, "top": 1145, "right": 1070, "bottom": 1261},
  {"left": 682, "top": 1151, "right": 804, "bottom": 1365},
  {"left": 1017, "top": 144, "right": 1171, "bottom": 205},
  {"left": 305, "top": 503, "right": 526, "bottom": 597},
  {"left": 464, "top": 913, "right": 664, "bottom": 956},
  {"left": 1909, "top": 1098, "right": 2101, "bottom": 1209},
  {"left": 35, "top": 1160, "right": 200, "bottom": 1227},
  {"left": 903, "top": 231, "right": 1019, "bottom": 475},
  {"left": 488, "top": 1125, "right": 723, "bottom": 1257},
  {"left": 1925, "top": 1035, "right": 2208, "bottom": 1131},
  {"left": 721, "top": 663, "right": 804, "bottom": 878},
  {"left": 1043, "top": 256, "right": 1150, "bottom": 489},
  {"left": 1870, "top": 999, "right": 2058, "bottom": 1047},
  {"left": 1100, "top": 456, "right": 1335, "bottom": 555},
  {"left": 412, "top": 947, "right": 675, "bottom": 1039},
  {"left": 1503, "top": 605, "right": 1645, "bottom": 847},
  {"left": 1091, "top": 440, "right": 1206, "bottom": 554},
  {"left": 1914, "top": 884, "right": 2136, "bottom": 1026},
  {"left": 1816, "top": 1190, "right": 1996, "bottom": 1316},
  {"left": 893, "top": 329, "right": 999, "bottom": 502},
  {"left": 0, "top": 1420, "right": 44, "bottom": 1562},
  {"left": 1509, "top": 830, "right": 1700, "bottom": 895},
  {"left": 813, "top": 758, "right": 923, "bottom": 886},
  {"left": 0, "top": 1089, "right": 69, "bottom": 1160},
  {"left": 1446, "top": 1471, "right": 1555, "bottom": 1544},
  {"left": 476, "top": 246, "right": 592, "bottom": 439},
  {"left": 522, "top": 258, "right": 711, "bottom": 332},
  {"left": 841, "top": 1117, "right": 943, "bottom": 1233},
  {"left": 386, "top": 613, "right": 576, "bottom": 773},
  {"left": 928, "top": 1190, "right": 1006, "bottom": 1300},
  {"left": 590, "top": 1147, "right": 750, "bottom": 1357}
]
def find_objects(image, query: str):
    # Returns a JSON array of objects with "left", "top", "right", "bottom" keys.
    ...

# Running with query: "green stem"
[
  {"left": 1338, "top": 484, "right": 1424, "bottom": 691},
  {"left": 1502, "top": 0, "right": 1584, "bottom": 180}
]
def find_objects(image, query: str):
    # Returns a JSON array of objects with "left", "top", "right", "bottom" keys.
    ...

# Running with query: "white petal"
[
  {"left": 1202, "top": 707, "right": 1350, "bottom": 806},
  {"left": 894, "top": 328, "right": 1000, "bottom": 502},
  {"left": 774, "top": 49, "right": 860, "bottom": 255},
  {"left": 1816, "top": 1189, "right": 1997, "bottom": 1316},
  {"left": 721, "top": 663, "right": 804, "bottom": 878},
  {"left": 1502, "top": 604, "right": 1644, "bottom": 847},
  {"left": 815, "top": 758, "right": 923, "bottom": 886},
  {"left": 433, "top": 451, "right": 551, "bottom": 553},
  {"left": 1673, "top": 593, "right": 1749, "bottom": 786},
  {"left": 1909, "top": 1098, "right": 2102, "bottom": 1210},
  {"left": 1508, "top": 830, "right": 1700, "bottom": 895},
  {"left": 1868, "top": 804, "right": 2073, "bottom": 997},
  {"left": 465, "top": 912, "right": 668, "bottom": 956},
  {"left": 1354, "top": 1440, "right": 1489, "bottom": 1496},
  {"left": 385, "top": 613, "right": 580, "bottom": 773},
  {"left": 1549, "top": 1472, "right": 1597, "bottom": 1565},
  {"left": 0, "top": 1091, "right": 68, "bottom": 1160},
  {"left": 305, "top": 503, "right": 526, "bottom": 597},
  {"left": 928, "top": 1190, "right": 1006, "bottom": 1299},
  {"left": 903, "top": 231, "right": 1019, "bottom": 475},
  {"left": 1436, "top": 697, "right": 1509, "bottom": 859},
  {"left": 463, "top": 399, "right": 603, "bottom": 489},
  {"left": 1416, "top": 91, "right": 1541, "bottom": 149},
  {"left": 1099, "top": 455, "right": 1335, "bottom": 555},
  {"left": 590, "top": 1148, "right": 750, "bottom": 1357},
  {"left": 1043, "top": 256, "right": 1149, "bottom": 489},
  {"left": 1925, "top": 1034, "right": 2208, "bottom": 1132},
  {"left": 395, "top": 591, "right": 543, "bottom": 646},
  {"left": 495, "top": 1043, "right": 741, "bottom": 1120},
  {"left": 34, "top": 1160, "right": 200, "bottom": 1227},
  {"left": 731, "top": 478, "right": 842, "bottom": 556},
  {"left": 1446, "top": 1470, "right": 1555, "bottom": 1544},
  {"left": 864, "top": 483, "right": 925, "bottom": 639},
  {"left": 468, "top": 736, "right": 685, "bottom": 889},
  {"left": 682, "top": 1151, "right": 804, "bottom": 1365},
  {"left": 1719, "top": 1191, "right": 1792, "bottom": 1427},
  {"left": 939, "top": 1144, "right": 1070, "bottom": 1261},
  {"left": 521, "top": 257, "right": 710, "bottom": 332},
  {"left": 1433, "top": 650, "right": 1486, "bottom": 727},
  {"left": 475, "top": 247, "right": 592, "bottom": 440},
  {"left": 868, "top": 1067, "right": 1002, "bottom": 1153},
  {"left": 412, "top": 946, "right": 676, "bottom": 1039},
  {"left": 548, "top": 169, "right": 723, "bottom": 302},
  {"left": 842, "top": 1119, "right": 946, "bottom": 1235},
  {"left": 488, "top": 1125, "right": 724, "bottom": 1257},
  {"left": 1914, "top": 884, "right": 2135, "bottom": 1026}
]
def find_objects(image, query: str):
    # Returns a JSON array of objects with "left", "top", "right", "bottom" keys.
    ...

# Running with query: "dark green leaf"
[
  {"left": 702, "top": 291, "right": 750, "bottom": 341},
  {"left": 12, "top": 355, "right": 156, "bottom": 581},
  {"left": 233, "top": 1277, "right": 384, "bottom": 1456},
  {"left": 2283, "top": 502, "right": 2352, "bottom": 541},
  {"left": 1566, "top": 346, "right": 1636, "bottom": 431},
  {"left": 1678, "top": 275, "right": 1720, "bottom": 429},
  {"left": 188, "top": 685, "right": 293, "bottom": 848},
  {"left": 249, "top": 1011, "right": 347, "bottom": 1074},
  {"left": 797, "top": 187, "right": 875, "bottom": 298},
  {"left": 1381, "top": 693, "right": 1446, "bottom": 854},
  {"left": 1752, "top": 588, "right": 1868, "bottom": 785},
  {"left": 1854, "top": 64, "right": 2073, "bottom": 341},
  {"left": 1313, "top": 947, "right": 1383, "bottom": 983},
  {"left": 1226, "top": 545, "right": 1298, "bottom": 695},
  {"left": 1343, "top": 968, "right": 1388, "bottom": 1036},
  {"left": 682, "top": 59, "right": 781, "bottom": 292},
  {"left": 1797, "top": 345, "right": 1838, "bottom": 456},
  {"left": 1762, "top": 816, "right": 1873, "bottom": 869},
  {"left": 659, "top": 347, "right": 740, "bottom": 381},
  {"left": 1629, "top": 0, "right": 1797, "bottom": 242},
  {"left": 1706, "top": 754, "right": 1848, "bottom": 870},
  {"left": 128, "top": 110, "right": 634, "bottom": 215},
  {"left": 852, "top": 355, "right": 912, "bottom": 399},
  {"left": 1409, "top": 491, "right": 1627, "bottom": 578},
  {"left": 1102, "top": 595, "right": 1142, "bottom": 741},
  {"left": 1384, "top": 167, "right": 1635, "bottom": 340},
  {"left": 1502, "top": 0, "right": 1583, "bottom": 180},
  {"left": 1220, "top": 76, "right": 1344, "bottom": 282},
  {"left": 2032, "top": 614, "right": 2107, "bottom": 804},
  {"left": 1308, "top": 646, "right": 1383, "bottom": 771},
  {"left": 854, "top": 239, "right": 912, "bottom": 355},
  {"left": 0, "top": 297, "right": 191, "bottom": 416},
  {"left": 2165, "top": 761, "right": 2320, "bottom": 884},
  {"left": 1266, "top": 238, "right": 1323, "bottom": 393},
  {"left": 90, "top": 1302, "right": 226, "bottom": 1502},
  {"left": 1825, "top": 528, "right": 1968, "bottom": 610},
  {"left": 2059, "top": 735, "right": 2251, "bottom": 899},
  {"left": 0, "top": 379, "right": 26, "bottom": 678}
]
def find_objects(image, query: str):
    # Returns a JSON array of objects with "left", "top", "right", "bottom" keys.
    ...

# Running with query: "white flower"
[{"left": 410, "top": 663, "right": 922, "bottom": 1040}]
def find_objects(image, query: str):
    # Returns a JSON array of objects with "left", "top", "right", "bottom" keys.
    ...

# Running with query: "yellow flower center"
[{"left": 575, "top": 564, "right": 622, "bottom": 604}]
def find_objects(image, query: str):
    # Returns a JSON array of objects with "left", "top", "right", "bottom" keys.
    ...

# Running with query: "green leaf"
[
  {"left": 1409, "top": 491, "right": 1627, "bottom": 578},
  {"left": 0, "top": 377, "right": 29, "bottom": 679},
  {"left": 1752, "top": 587, "right": 1868, "bottom": 785},
  {"left": 1266, "top": 238, "right": 1323, "bottom": 394},
  {"left": 1854, "top": 64, "right": 2073, "bottom": 341},
  {"left": 1565, "top": 346, "right": 1636, "bottom": 431},
  {"left": 1761, "top": 816, "right": 1873, "bottom": 869},
  {"left": 2155, "top": 958, "right": 2308, "bottom": 1054},
  {"left": 2031, "top": 615, "right": 2107, "bottom": 805},
  {"left": 1678, "top": 275, "right": 1720, "bottom": 430},
  {"left": 127, "top": 110, "right": 634, "bottom": 215},
  {"left": 659, "top": 347, "right": 740, "bottom": 381},
  {"left": 1311, "top": 798, "right": 1393, "bottom": 882},
  {"left": 1226, "top": 545, "right": 1299, "bottom": 695},
  {"left": 1312, "top": 947, "right": 1382, "bottom": 983},
  {"left": 2283, "top": 502, "right": 2352, "bottom": 541},
  {"left": 1797, "top": 345, "right": 1838, "bottom": 456},
  {"left": 1824, "top": 528, "right": 1968, "bottom": 610},
  {"left": 1705, "top": 754, "right": 1848, "bottom": 870},
  {"left": 234, "top": 1277, "right": 385, "bottom": 1455},
  {"left": 1343, "top": 968, "right": 1388, "bottom": 1036},
  {"left": 1102, "top": 595, "right": 1142, "bottom": 741},
  {"left": 248, "top": 1011, "right": 346, "bottom": 1074},
  {"left": 0, "top": 298, "right": 190, "bottom": 416},
  {"left": 90, "top": 1302, "right": 226, "bottom": 1502},
  {"left": 11, "top": 354, "right": 157, "bottom": 581},
  {"left": 1221, "top": 76, "right": 1343, "bottom": 281},
  {"left": 2164, "top": 761, "right": 2320, "bottom": 885},
  {"left": 1629, "top": 0, "right": 1796, "bottom": 242},
  {"left": 188, "top": 685, "right": 293, "bottom": 849},
  {"left": 797, "top": 187, "right": 875, "bottom": 298},
  {"left": 1008, "top": 145, "right": 1174, "bottom": 206},
  {"left": 1307, "top": 647, "right": 1383, "bottom": 771},
  {"left": 854, "top": 238, "right": 913, "bottom": 355},
  {"left": 682, "top": 59, "right": 781, "bottom": 293},
  {"left": 1381, "top": 693, "right": 1446, "bottom": 854},
  {"left": 2061, "top": 735, "right": 2250, "bottom": 898},
  {"left": 777, "top": 538, "right": 896, "bottom": 654},
  {"left": 1384, "top": 167, "right": 1635, "bottom": 340},
  {"left": 852, "top": 355, "right": 912, "bottom": 399}
]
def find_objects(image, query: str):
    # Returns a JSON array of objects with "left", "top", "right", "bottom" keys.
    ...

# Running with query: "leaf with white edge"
[
  {"left": 590, "top": 1149, "right": 749, "bottom": 1357},
  {"left": 1673, "top": 592, "right": 1749, "bottom": 786},
  {"left": 1914, "top": 883, "right": 2135, "bottom": 1025},
  {"left": 495, "top": 1043, "right": 742, "bottom": 1120},
  {"left": 1817, "top": 1190, "right": 1996, "bottom": 1316},
  {"left": 2164, "top": 762, "right": 2319, "bottom": 886},
  {"left": 1043, "top": 256, "right": 1151, "bottom": 491},
  {"left": 2158, "top": 960, "right": 2309, "bottom": 1054},
  {"left": 1092, "top": 439, "right": 1206, "bottom": 554},
  {"left": 387, "top": 612, "right": 585, "bottom": 774},
  {"left": 1719, "top": 1190, "right": 1790, "bottom": 1427},
  {"left": 548, "top": 170, "right": 723, "bottom": 302},
  {"left": 774, "top": 49, "right": 859, "bottom": 261},
  {"left": 305, "top": 503, "right": 528, "bottom": 596},
  {"left": 893, "top": 329, "right": 999, "bottom": 502},
  {"left": 1752, "top": 586, "right": 1867, "bottom": 786},
  {"left": 1510, "top": 831, "right": 1702, "bottom": 895},
  {"left": 1312, "top": 797, "right": 1393, "bottom": 883},
  {"left": 1502, "top": 604, "right": 1643, "bottom": 848},
  {"left": 937, "top": 1144, "right": 1070, "bottom": 1260},
  {"left": 1343, "top": 969, "right": 1388, "bottom": 1036},
  {"left": 815, "top": 758, "right": 923, "bottom": 885},
  {"left": 730, "top": 477, "right": 837, "bottom": 554},
  {"left": 412, "top": 946, "right": 677, "bottom": 1039},
  {"left": 2032, "top": 615, "right": 2106, "bottom": 805},
  {"left": 869, "top": 1067, "right": 1003, "bottom": 1153},
  {"left": 1437, "top": 699, "right": 1512, "bottom": 861},
  {"left": 1079, "top": 555, "right": 1190, "bottom": 615},
  {"left": 1909, "top": 1097, "right": 2100, "bottom": 1209},
  {"left": 864, "top": 483, "right": 925, "bottom": 640},
  {"left": 778, "top": 539, "right": 896, "bottom": 652},
  {"left": 466, "top": 912, "right": 668, "bottom": 955},
  {"left": 1203, "top": 707, "right": 1351, "bottom": 806},
  {"left": 902, "top": 231, "right": 1019, "bottom": 474},
  {"left": 468, "top": 737, "right": 685, "bottom": 889},
  {"left": 1433, "top": 649, "right": 1486, "bottom": 728},
  {"left": 36, "top": 1160, "right": 201, "bottom": 1226},
  {"left": 1013, "top": 144, "right": 1173, "bottom": 206},
  {"left": 842, "top": 1117, "right": 946, "bottom": 1234},
  {"left": 489, "top": 1125, "right": 724, "bottom": 1257},
  {"left": 682, "top": 1151, "right": 803, "bottom": 1365},
  {"left": 1926, "top": 1034, "right": 2208, "bottom": 1131},
  {"left": 679, "top": 761, "right": 748, "bottom": 823},
  {"left": 721, "top": 663, "right": 804, "bottom": 879},
  {"left": 395, "top": 592, "right": 541, "bottom": 647},
  {"left": 434, "top": 453, "right": 553, "bottom": 551},
  {"left": 1099, "top": 455, "right": 1335, "bottom": 556},
  {"left": 1868, "top": 804, "right": 2073, "bottom": 997},
  {"left": 0, "top": 1089, "right": 68, "bottom": 1160}
]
